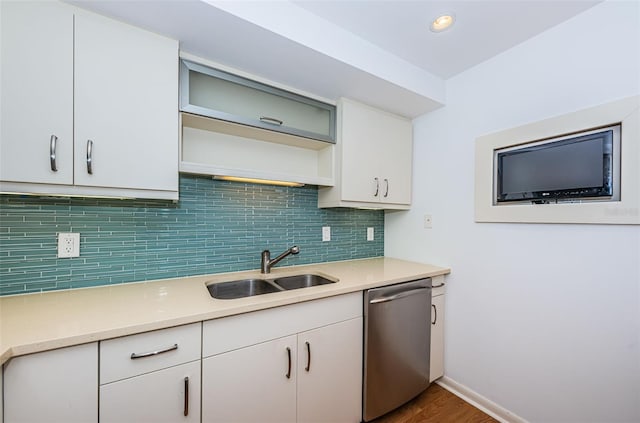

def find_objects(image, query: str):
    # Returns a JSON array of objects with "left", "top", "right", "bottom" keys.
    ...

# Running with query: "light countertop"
[{"left": 0, "top": 257, "right": 450, "bottom": 365}]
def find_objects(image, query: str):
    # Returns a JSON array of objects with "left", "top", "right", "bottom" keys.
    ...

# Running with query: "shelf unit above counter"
[
  {"left": 180, "top": 113, "right": 335, "bottom": 186},
  {"left": 178, "top": 55, "right": 336, "bottom": 187}
]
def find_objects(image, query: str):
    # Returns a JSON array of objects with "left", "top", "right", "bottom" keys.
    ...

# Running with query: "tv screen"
[{"left": 495, "top": 127, "right": 618, "bottom": 203}]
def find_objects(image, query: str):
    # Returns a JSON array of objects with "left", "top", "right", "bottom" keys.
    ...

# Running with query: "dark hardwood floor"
[{"left": 372, "top": 383, "right": 498, "bottom": 423}]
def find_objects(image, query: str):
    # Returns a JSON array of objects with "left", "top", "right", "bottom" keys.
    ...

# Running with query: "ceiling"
[
  {"left": 293, "top": 0, "right": 601, "bottom": 79},
  {"left": 69, "top": 0, "right": 601, "bottom": 118}
]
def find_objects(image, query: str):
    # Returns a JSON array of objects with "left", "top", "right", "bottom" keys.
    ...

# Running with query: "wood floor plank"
[{"left": 372, "top": 383, "right": 498, "bottom": 423}]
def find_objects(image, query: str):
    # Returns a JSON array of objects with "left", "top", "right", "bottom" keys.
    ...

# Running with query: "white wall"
[{"left": 385, "top": 1, "right": 640, "bottom": 422}]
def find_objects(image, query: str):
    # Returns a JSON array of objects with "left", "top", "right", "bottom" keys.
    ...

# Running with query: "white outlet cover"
[
  {"left": 367, "top": 227, "right": 374, "bottom": 241},
  {"left": 424, "top": 214, "right": 433, "bottom": 229},
  {"left": 58, "top": 232, "right": 80, "bottom": 258},
  {"left": 322, "top": 226, "right": 331, "bottom": 242}
]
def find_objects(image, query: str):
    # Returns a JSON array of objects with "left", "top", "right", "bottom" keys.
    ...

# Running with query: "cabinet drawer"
[
  {"left": 180, "top": 59, "right": 336, "bottom": 143},
  {"left": 203, "top": 292, "right": 362, "bottom": 358},
  {"left": 100, "top": 323, "right": 201, "bottom": 384},
  {"left": 432, "top": 275, "right": 446, "bottom": 296}
]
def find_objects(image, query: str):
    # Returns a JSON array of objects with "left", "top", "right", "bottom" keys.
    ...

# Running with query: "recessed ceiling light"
[{"left": 430, "top": 13, "right": 455, "bottom": 33}]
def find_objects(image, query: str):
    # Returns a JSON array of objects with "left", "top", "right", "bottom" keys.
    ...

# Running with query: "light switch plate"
[
  {"left": 424, "top": 214, "right": 433, "bottom": 229},
  {"left": 58, "top": 232, "right": 80, "bottom": 258},
  {"left": 367, "top": 227, "right": 374, "bottom": 241},
  {"left": 322, "top": 226, "right": 331, "bottom": 242}
]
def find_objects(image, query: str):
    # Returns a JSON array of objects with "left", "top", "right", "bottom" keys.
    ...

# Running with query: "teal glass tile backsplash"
[{"left": 0, "top": 175, "right": 384, "bottom": 295}]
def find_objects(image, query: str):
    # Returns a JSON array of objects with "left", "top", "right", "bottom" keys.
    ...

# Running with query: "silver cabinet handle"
[
  {"left": 260, "top": 116, "right": 283, "bottom": 126},
  {"left": 374, "top": 177, "right": 379, "bottom": 197},
  {"left": 384, "top": 179, "right": 389, "bottom": 198},
  {"left": 183, "top": 377, "right": 189, "bottom": 416},
  {"left": 305, "top": 341, "right": 311, "bottom": 372},
  {"left": 86, "top": 139, "right": 94, "bottom": 175},
  {"left": 285, "top": 347, "right": 292, "bottom": 379},
  {"left": 370, "top": 287, "right": 429, "bottom": 304},
  {"left": 49, "top": 135, "right": 59, "bottom": 172},
  {"left": 432, "top": 283, "right": 445, "bottom": 288},
  {"left": 130, "top": 343, "right": 178, "bottom": 359},
  {"left": 432, "top": 304, "right": 438, "bottom": 325}
]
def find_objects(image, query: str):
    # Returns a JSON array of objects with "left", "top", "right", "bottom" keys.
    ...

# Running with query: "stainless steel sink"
[
  {"left": 273, "top": 274, "right": 336, "bottom": 290},
  {"left": 206, "top": 273, "right": 337, "bottom": 299},
  {"left": 207, "top": 278, "right": 281, "bottom": 300}
]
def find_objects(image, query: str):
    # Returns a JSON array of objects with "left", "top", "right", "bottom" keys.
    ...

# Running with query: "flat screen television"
[{"left": 494, "top": 125, "right": 621, "bottom": 204}]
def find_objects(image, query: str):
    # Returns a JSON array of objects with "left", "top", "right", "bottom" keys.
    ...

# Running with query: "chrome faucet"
[{"left": 261, "top": 246, "right": 300, "bottom": 274}]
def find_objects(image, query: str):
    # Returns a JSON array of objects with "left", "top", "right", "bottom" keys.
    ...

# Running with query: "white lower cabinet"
[
  {"left": 3, "top": 343, "right": 98, "bottom": 423},
  {"left": 100, "top": 361, "right": 201, "bottom": 423},
  {"left": 1, "top": 294, "right": 364, "bottom": 423},
  {"left": 296, "top": 318, "right": 363, "bottom": 423},
  {"left": 99, "top": 323, "right": 202, "bottom": 423},
  {"left": 202, "top": 335, "right": 297, "bottom": 423},
  {"left": 430, "top": 276, "right": 446, "bottom": 382},
  {"left": 202, "top": 292, "right": 363, "bottom": 423}
]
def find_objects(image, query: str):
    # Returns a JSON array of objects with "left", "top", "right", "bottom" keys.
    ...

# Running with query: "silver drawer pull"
[
  {"left": 260, "top": 116, "right": 283, "bottom": 126},
  {"left": 130, "top": 343, "right": 178, "bottom": 359},
  {"left": 50, "top": 135, "right": 58, "bottom": 172},
  {"left": 86, "top": 139, "right": 94, "bottom": 175},
  {"left": 432, "top": 283, "right": 445, "bottom": 288}
]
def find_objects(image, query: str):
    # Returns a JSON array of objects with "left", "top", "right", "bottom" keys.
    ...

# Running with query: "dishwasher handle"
[{"left": 369, "top": 287, "right": 430, "bottom": 304}]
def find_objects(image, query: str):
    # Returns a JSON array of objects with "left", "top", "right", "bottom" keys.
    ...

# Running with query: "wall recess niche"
[{"left": 475, "top": 95, "right": 640, "bottom": 224}]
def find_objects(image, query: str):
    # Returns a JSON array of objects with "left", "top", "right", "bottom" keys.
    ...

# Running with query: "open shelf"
[{"left": 180, "top": 113, "right": 335, "bottom": 186}]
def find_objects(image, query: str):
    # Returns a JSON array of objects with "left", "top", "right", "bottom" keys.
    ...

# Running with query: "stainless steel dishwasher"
[{"left": 363, "top": 278, "right": 432, "bottom": 421}]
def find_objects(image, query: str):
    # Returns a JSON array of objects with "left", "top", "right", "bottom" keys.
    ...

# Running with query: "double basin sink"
[{"left": 207, "top": 273, "right": 337, "bottom": 300}]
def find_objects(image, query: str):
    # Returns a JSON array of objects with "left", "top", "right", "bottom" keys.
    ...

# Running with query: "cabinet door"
[
  {"left": 340, "top": 99, "right": 385, "bottom": 203},
  {"left": 183, "top": 60, "right": 336, "bottom": 143},
  {"left": 339, "top": 98, "right": 412, "bottom": 205},
  {"left": 73, "top": 10, "right": 178, "bottom": 192},
  {"left": 100, "top": 360, "right": 200, "bottom": 423},
  {"left": 379, "top": 114, "right": 412, "bottom": 205},
  {"left": 0, "top": 1, "right": 74, "bottom": 185},
  {"left": 297, "top": 317, "right": 363, "bottom": 423},
  {"left": 430, "top": 293, "right": 445, "bottom": 382},
  {"left": 202, "top": 335, "right": 297, "bottom": 423},
  {"left": 3, "top": 343, "right": 98, "bottom": 423}
]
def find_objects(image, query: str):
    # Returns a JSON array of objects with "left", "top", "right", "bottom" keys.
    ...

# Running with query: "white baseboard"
[{"left": 436, "top": 376, "right": 528, "bottom": 423}]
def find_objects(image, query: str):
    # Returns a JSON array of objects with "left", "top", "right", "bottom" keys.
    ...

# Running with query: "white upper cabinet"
[
  {"left": 72, "top": 9, "right": 178, "bottom": 194},
  {"left": 180, "top": 59, "right": 336, "bottom": 143},
  {"left": 0, "top": 1, "right": 179, "bottom": 200},
  {"left": 318, "top": 98, "right": 413, "bottom": 209},
  {"left": 0, "top": 1, "right": 74, "bottom": 186}
]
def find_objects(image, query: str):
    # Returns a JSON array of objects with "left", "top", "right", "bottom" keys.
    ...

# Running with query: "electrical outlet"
[
  {"left": 58, "top": 232, "right": 80, "bottom": 258},
  {"left": 322, "top": 226, "right": 331, "bottom": 242},
  {"left": 367, "top": 227, "right": 374, "bottom": 241},
  {"left": 424, "top": 214, "right": 433, "bottom": 229}
]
